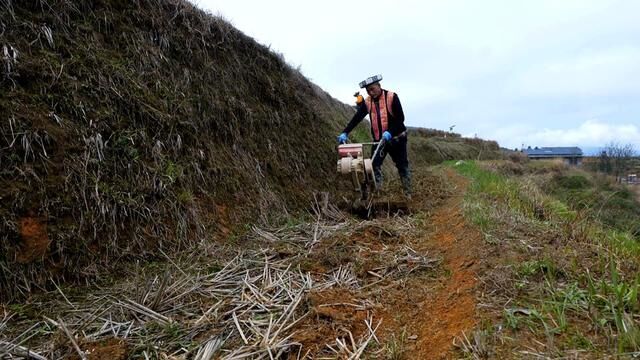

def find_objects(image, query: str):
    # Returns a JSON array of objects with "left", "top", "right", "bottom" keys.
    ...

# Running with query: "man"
[{"left": 337, "top": 75, "right": 411, "bottom": 198}]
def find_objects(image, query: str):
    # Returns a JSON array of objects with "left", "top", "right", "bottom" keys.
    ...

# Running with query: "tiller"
[{"left": 336, "top": 140, "right": 386, "bottom": 203}]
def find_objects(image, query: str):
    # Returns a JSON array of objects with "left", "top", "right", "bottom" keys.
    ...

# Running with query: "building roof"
[{"left": 523, "top": 147, "right": 583, "bottom": 158}]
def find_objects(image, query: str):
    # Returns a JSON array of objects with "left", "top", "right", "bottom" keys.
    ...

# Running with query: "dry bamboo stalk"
[
  {"left": 194, "top": 337, "right": 224, "bottom": 360},
  {"left": 56, "top": 317, "right": 87, "bottom": 360},
  {"left": 195, "top": 300, "right": 223, "bottom": 325},
  {"left": 7, "top": 210, "right": 401, "bottom": 359},
  {"left": 349, "top": 318, "right": 382, "bottom": 359},
  {"left": 0, "top": 341, "right": 49, "bottom": 360},
  {"left": 232, "top": 312, "right": 249, "bottom": 345},
  {"left": 52, "top": 280, "right": 75, "bottom": 309},
  {"left": 364, "top": 315, "right": 381, "bottom": 344},
  {"left": 120, "top": 299, "right": 172, "bottom": 324}
]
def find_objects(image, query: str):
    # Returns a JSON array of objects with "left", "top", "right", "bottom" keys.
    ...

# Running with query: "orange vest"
[{"left": 365, "top": 90, "right": 395, "bottom": 141}]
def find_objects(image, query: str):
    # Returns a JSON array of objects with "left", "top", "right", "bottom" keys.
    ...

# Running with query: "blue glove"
[
  {"left": 337, "top": 133, "right": 348, "bottom": 144},
  {"left": 382, "top": 131, "right": 392, "bottom": 141}
]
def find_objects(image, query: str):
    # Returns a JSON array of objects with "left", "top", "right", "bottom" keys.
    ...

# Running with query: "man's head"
[
  {"left": 366, "top": 82, "right": 382, "bottom": 99},
  {"left": 359, "top": 74, "right": 383, "bottom": 89}
]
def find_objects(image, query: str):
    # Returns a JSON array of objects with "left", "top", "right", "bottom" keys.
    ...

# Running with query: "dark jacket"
[{"left": 342, "top": 89, "right": 406, "bottom": 140}]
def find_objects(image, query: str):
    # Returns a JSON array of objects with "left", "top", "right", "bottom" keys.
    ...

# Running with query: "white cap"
[{"left": 359, "top": 74, "right": 383, "bottom": 88}]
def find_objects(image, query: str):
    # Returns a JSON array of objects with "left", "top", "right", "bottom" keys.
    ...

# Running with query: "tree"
[{"left": 600, "top": 142, "right": 636, "bottom": 182}]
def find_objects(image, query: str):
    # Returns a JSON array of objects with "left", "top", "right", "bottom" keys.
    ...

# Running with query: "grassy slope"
[
  {"left": 408, "top": 129, "right": 501, "bottom": 167},
  {"left": 545, "top": 169, "right": 640, "bottom": 236},
  {"left": 0, "top": 0, "right": 353, "bottom": 301},
  {"left": 453, "top": 160, "right": 640, "bottom": 357},
  {"left": 0, "top": 1, "right": 502, "bottom": 302}
]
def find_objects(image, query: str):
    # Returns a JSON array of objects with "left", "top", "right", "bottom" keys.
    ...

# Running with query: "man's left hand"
[{"left": 382, "top": 131, "right": 392, "bottom": 141}]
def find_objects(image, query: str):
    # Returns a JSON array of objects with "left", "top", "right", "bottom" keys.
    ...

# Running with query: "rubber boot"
[{"left": 401, "top": 173, "right": 412, "bottom": 200}]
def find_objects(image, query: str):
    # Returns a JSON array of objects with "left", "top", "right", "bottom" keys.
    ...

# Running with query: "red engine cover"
[{"left": 338, "top": 144, "right": 363, "bottom": 158}]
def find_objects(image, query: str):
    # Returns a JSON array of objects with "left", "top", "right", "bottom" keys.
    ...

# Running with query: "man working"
[{"left": 337, "top": 75, "right": 411, "bottom": 198}]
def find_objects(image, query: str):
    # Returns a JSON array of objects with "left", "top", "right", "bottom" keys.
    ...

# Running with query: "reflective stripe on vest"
[{"left": 365, "top": 90, "right": 395, "bottom": 141}]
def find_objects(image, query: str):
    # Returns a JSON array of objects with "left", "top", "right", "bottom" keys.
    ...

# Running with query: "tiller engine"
[{"left": 336, "top": 140, "right": 385, "bottom": 201}]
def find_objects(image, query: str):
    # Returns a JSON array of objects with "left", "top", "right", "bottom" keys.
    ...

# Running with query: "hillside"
[
  {"left": 3, "top": 2, "right": 639, "bottom": 359},
  {"left": 407, "top": 127, "right": 501, "bottom": 166},
  {"left": 0, "top": 2, "right": 527, "bottom": 359},
  {"left": 0, "top": 0, "right": 353, "bottom": 301},
  {"left": 0, "top": 0, "right": 507, "bottom": 305}
]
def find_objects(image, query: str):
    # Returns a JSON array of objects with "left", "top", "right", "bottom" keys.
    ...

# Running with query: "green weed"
[
  {"left": 464, "top": 201, "right": 494, "bottom": 234},
  {"left": 164, "top": 161, "right": 184, "bottom": 183},
  {"left": 569, "top": 332, "right": 594, "bottom": 350},
  {"left": 545, "top": 199, "right": 576, "bottom": 222},
  {"left": 518, "top": 258, "right": 558, "bottom": 279},
  {"left": 176, "top": 189, "right": 194, "bottom": 204},
  {"left": 504, "top": 307, "right": 543, "bottom": 331},
  {"left": 384, "top": 329, "right": 407, "bottom": 360},
  {"left": 454, "top": 160, "right": 640, "bottom": 355},
  {"left": 606, "top": 230, "right": 640, "bottom": 257}
]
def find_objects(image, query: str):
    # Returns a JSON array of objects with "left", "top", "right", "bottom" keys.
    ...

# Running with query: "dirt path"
[
  {"left": 287, "top": 167, "right": 483, "bottom": 358},
  {"left": 405, "top": 168, "right": 481, "bottom": 359},
  {"left": 320, "top": 167, "right": 482, "bottom": 358}
]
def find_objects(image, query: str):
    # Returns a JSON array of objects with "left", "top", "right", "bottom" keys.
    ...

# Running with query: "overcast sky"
[{"left": 192, "top": 0, "right": 640, "bottom": 150}]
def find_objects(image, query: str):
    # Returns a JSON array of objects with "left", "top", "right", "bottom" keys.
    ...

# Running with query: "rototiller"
[{"left": 336, "top": 139, "right": 386, "bottom": 202}]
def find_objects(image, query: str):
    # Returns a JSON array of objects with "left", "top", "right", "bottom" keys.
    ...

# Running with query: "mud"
[{"left": 359, "top": 168, "right": 481, "bottom": 359}]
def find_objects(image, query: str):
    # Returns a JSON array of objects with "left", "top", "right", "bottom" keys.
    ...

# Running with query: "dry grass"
[
  {"left": 0, "top": 190, "right": 443, "bottom": 359},
  {"left": 408, "top": 133, "right": 501, "bottom": 168},
  {"left": 0, "top": 0, "right": 354, "bottom": 302},
  {"left": 0, "top": 0, "right": 499, "bottom": 303}
]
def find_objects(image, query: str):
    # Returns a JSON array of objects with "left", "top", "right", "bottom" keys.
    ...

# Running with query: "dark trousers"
[{"left": 372, "top": 135, "right": 411, "bottom": 193}]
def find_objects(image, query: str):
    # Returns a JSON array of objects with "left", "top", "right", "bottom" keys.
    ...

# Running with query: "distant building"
[{"left": 522, "top": 146, "right": 583, "bottom": 165}]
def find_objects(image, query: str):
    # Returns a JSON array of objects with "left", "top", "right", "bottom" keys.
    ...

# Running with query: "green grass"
[
  {"left": 517, "top": 258, "right": 558, "bottom": 279},
  {"left": 545, "top": 199, "right": 576, "bottom": 222},
  {"left": 606, "top": 230, "right": 640, "bottom": 257},
  {"left": 349, "top": 122, "right": 372, "bottom": 144},
  {"left": 546, "top": 171, "right": 640, "bottom": 235},
  {"left": 451, "top": 160, "right": 640, "bottom": 355},
  {"left": 384, "top": 330, "right": 407, "bottom": 360},
  {"left": 451, "top": 160, "right": 544, "bottom": 233}
]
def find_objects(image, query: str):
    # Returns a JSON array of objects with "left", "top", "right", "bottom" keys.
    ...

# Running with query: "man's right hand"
[{"left": 337, "top": 133, "right": 348, "bottom": 144}]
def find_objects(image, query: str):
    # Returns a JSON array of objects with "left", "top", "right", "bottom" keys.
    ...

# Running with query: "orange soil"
[
  {"left": 16, "top": 216, "right": 50, "bottom": 263},
  {"left": 410, "top": 169, "right": 479, "bottom": 359},
  {"left": 72, "top": 338, "right": 127, "bottom": 360},
  {"left": 293, "top": 288, "right": 372, "bottom": 356},
  {"left": 295, "top": 168, "right": 481, "bottom": 359}
]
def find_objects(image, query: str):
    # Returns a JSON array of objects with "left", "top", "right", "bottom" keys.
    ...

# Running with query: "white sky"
[{"left": 191, "top": 0, "right": 640, "bottom": 150}]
